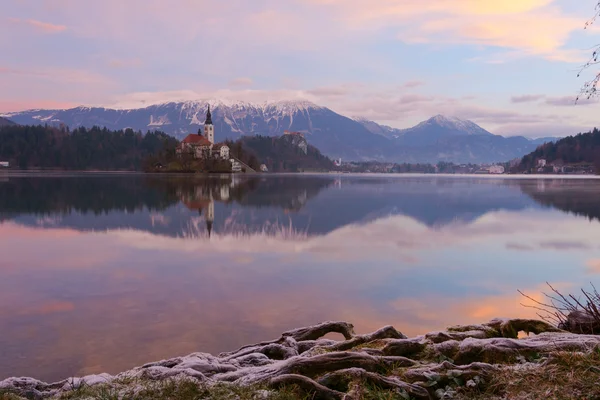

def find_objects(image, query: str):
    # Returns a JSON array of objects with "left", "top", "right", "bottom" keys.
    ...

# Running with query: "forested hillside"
[
  {"left": 0, "top": 117, "right": 16, "bottom": 127},
  {"left": 0, "top": 125, "right": 178, "bottom": 170},
  {"left": 237, "top": 135, "right": 333, "bottom": 172},
  {"left": 518, "top": 128, "right": 600, "bottom": 173}
]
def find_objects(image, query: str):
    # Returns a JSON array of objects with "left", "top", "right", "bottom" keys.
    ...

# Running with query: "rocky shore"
[{"left": 2, "top": 318, "right": 600, "bottom": 400}]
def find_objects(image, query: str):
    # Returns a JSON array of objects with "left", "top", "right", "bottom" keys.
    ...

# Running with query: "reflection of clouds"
[
  {"left": 0, "top": 300, "right": 75, "bottom": 318},
  {"left": 2, "top": 208, "right": 600, "bottom": 381},
  {"left": 111, "top": 209, "right": 599, "bottom": 262}
]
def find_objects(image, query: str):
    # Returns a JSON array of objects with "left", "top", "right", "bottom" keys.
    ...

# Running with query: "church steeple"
[
  {"left": 204, "top": 105, "right": 215, "bottom": 144},
  {"left": 205, "top": 105, "right": 213, "bottom": 125}
]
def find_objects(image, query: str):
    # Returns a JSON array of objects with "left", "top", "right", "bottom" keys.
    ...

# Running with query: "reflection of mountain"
[
  {"left": 236, "top": 177, "right": 332, "bottom": 211},
  {"left": 1, "top": 175, "right": 555, "bottom": 238},
  {"left": 0, "top": 175, "right": 332, "bottom": 237},
  {"left": 511, "top": 179, "right": 600, "bottom": 222}
]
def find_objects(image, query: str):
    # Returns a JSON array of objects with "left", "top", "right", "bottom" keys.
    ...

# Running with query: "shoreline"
[
  {"left": 2, "top": 318, "right": 599, "bottom": 400},
  {"left": 1, "top": 169, "right": 600, "bottom": 179}
]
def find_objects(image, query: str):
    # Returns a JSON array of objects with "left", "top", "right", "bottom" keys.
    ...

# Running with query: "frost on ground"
[{"left": 2, "top": 318, "right": 600, "bottom": 400}]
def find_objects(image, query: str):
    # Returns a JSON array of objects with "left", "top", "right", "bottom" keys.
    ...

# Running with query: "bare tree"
[
  {"left": 577, "top": 1, "right": 600, "bottom": 100},
  {"left": 520, "top": 282, "right": 600, "bottom": 334}
]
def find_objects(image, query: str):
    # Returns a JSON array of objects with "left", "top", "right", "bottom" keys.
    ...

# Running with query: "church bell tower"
[{"left": 204, "top": 105, "right": 214, "bottom": 144}]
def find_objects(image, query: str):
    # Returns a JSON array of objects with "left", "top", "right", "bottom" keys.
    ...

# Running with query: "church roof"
[
  {"left": 212, "top": 143, "right": 229, "bottom": 149},
  {"left": 183, "top": 199, "right": 211, "bottom": 211},
  {"left": 182, "top": 134, "right": 211, "bottom": 146}
]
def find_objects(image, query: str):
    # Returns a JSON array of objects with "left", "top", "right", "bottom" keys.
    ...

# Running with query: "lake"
[{"left": 1, "top": 173, "right": 600, "bottom": 382}]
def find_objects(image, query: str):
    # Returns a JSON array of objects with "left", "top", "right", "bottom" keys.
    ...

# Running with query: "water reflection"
[{"left": 1, "top": 174, "right": 600, "bottom": 382}]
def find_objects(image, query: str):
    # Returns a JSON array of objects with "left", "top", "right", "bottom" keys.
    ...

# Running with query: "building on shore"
[
  {"left": 0, "top": 162, "right": 9, "bottom": 168},
  {"left": 177, "top": 106, "right": 230, "bottom": 160}
]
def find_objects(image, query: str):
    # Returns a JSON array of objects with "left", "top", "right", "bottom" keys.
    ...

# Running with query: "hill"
[
  {"left": 517, "top": 128, "right": 600, "bottom": 173},
  {"left": 0, "top": 124, "right": 178, "bottom": 170},
  {"left": 3, "top": 101, "right": 559, "bottom": 163},
  {"left": 237, "top": 133, "right": 334, "bottom": 172}
]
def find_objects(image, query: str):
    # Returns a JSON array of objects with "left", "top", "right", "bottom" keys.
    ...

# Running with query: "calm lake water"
[{"left": 1, "top": 173, "right": 600, "bottom": 381}]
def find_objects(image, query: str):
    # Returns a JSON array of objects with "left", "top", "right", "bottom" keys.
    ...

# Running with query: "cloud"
[
  {"left": 307, "top": 0, "right": 584, "bottom": 61},
  {"left": 587, "top": 259, "right": 600, "bottom": 274},
  {"left": 306, "top": 86, "right": 353, "bottom": 97},
  {"left": 228, "top": 77, "right": 253, "bottom": 87},
  {"left": 539, "top": 241, "right": 592, "bottom": 250},
  {"left": 8, "top": 18, "right": 67, "bottom": 33},
  {"left": 545, "top": 96, "right": 600, "bottom": 106},
  {"left": 403, "top": 80, "right": 425, "bottom": 88},
  {"left": 0, "top": 100, "right": 77, "bottom": 113},
  {"left": 506, "top": 242, "right": 535, "bottom": 251},
  {"left": 511, "top": 94, "right": 545, "bottom": 103},
  {"left": 107, "top": 58, "right": 142, "bottom": 69}
]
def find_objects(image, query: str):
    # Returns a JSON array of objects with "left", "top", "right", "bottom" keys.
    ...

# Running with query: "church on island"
[{"left": 177, "top": 106, "right": 230, "bottom": 161}]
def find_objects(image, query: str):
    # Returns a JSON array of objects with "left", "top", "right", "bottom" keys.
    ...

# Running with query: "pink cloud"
[
  {"left": 0, "top": 100, "right": 77, "bottom": 113},
  {"left": 511, "top": 94, "right": 545, "bottom": 103},
  {"left": 228, "top": 77, "right": 253, "bottom": 87},
  {"left": 307, "top": 0, "right": 584, "bottom": 61},
  {"left": 9, "top": 18, "right": 67, "bottom": 33},
  {"left": 403, "top": 80, "right": 425, "bottom": 88}
]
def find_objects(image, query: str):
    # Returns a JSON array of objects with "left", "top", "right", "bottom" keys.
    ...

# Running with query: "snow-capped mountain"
[
  {"left": 2, "top": 100, "right": 392, "bottom": 161},
  {"left": 2, "top": 101, "right": 558, "bottom": 163},
  {"left": 392, "top": 115, "right": 493, "bottom": 147}
]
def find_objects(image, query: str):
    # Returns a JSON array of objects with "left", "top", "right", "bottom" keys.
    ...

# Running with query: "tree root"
[
  {"left": 3, "top": 318, "right": 599, "bottom": 400},
  {"left": 269, "top": 374, "right": 345, "bottom": 400},
  {"left": 318, "top": 368, "right": 431, "bottom": 400}
]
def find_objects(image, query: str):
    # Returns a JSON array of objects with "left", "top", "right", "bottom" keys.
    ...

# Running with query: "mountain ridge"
[{"left": 2, "top": 101, "right": 561, "bottom": 163}]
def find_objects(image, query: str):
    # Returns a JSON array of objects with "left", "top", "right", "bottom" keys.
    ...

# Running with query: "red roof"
[
  {"left": 212, "top": 143, "right": 229, "bottom": 149},
  {"left": 182, "top": 134, "right": 211, "bottom": 146},
  {"left": 183, "top": 199, "right": 211, "bottom": 211}
]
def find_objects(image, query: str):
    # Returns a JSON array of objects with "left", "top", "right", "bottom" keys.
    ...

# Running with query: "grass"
[
  {"left": 44, "top": 378, "right": 312, "bottom": 400},
  {"left": 455, "top": 346, "right": 600, "bottom": 400},
  {"left": 0, "top": 393, "right": 27, "bottom": 400}
]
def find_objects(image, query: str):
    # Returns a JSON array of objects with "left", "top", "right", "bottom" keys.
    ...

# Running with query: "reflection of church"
[{"left": 177, "top": 178, "right": 239, "bottom": 237}]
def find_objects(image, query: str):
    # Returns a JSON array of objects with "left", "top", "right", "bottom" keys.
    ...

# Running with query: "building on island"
[
  {"left": 284, "top": 130, "right": 304, "bottom": 137},
  {"left": 488, "top": 165, "right": 505, "bottom": 174},
  {"left": 260, "top": 164, "right": 269, "bottom": 172},
  {"left": 177, "top": 106, "right": 230, "bottom": 160},
  {"left": 230, "top": 159, "right": 242, "bottom": 173},
  {"left": 0, "top": 161, "right": 9, "bottom": 168}
]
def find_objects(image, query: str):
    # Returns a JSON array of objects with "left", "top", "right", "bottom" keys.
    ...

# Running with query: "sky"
[{"left": 1, "top": 0, "right": 599, "bottom": 137}]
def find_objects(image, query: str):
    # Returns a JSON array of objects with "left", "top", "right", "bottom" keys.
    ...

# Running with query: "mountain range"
[{"left": 1, "top": 101, "right": 559, "bottom": 163}]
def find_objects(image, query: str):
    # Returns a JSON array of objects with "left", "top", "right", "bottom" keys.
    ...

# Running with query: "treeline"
[
  {"left": 236, "top": 135, "right": 333, "bottom": 172},
  {"left": 518, "top": 128, "right": 600, "bottom": 172},
  {"left": 0, "top": 124, "right": 178, "bottom": 170}
]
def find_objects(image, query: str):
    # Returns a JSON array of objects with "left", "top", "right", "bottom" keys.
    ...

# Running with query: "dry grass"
[{"left": 456, "top": 347, "right": 600, "bottom": 400}]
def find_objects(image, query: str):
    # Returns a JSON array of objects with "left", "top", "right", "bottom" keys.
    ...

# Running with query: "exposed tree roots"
[{"left": 3, "top": 317, "right": 600, "bottom": 400}]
